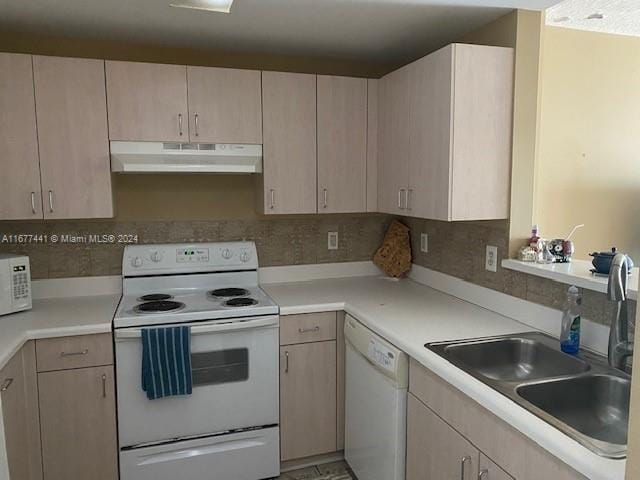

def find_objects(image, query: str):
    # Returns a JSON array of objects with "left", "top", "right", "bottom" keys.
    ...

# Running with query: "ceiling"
[
  {"left": 0, "top": 0, "right": 560, "bottom": 65},
  {"left": 546, "top": 0, "right": 640, "bottom": 38}
]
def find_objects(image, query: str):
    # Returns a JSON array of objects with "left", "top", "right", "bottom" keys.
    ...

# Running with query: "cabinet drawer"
[
  {"left": 280, "top": 312, "right": 337, "bottom": 345},
  {"left": 36, "top": 334, "right": 113, "bottom": 372}
]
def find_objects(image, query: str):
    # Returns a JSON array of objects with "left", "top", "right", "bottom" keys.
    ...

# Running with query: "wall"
[{"left": 536, "top": 26, "right": 640, "bottom": 262}]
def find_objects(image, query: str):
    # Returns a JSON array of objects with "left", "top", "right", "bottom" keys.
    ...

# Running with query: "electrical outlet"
[
  {"left": 485, "top": 245, "right": 498, "bottom": 272},
  {"left": 328, "top": 232, "right": 339, "bottom": 250},
  {"left": 420, "top": 233, "right": 428, "bottom": 253}
]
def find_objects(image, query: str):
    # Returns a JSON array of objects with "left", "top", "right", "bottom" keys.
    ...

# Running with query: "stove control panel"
[{"left": 123, "top": 242, "right": 259, "bottom": 276}]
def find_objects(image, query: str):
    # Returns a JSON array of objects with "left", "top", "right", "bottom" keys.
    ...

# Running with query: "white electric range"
[{"left": 113, "top": 242, "right": 280, "bottom": 480}]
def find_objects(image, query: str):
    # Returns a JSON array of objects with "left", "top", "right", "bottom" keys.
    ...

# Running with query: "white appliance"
[
  {"left": 114, "top": 242, "right": 280, "bottom": 480},
  {"left": 110, "top": 141, "right": 263, "bottom": 173},
  {"left": 0, "top": 254, "right": 32, "bottom": 316},
  {"left": 344, "top": 314, "right": 408, "bottom": 480}
]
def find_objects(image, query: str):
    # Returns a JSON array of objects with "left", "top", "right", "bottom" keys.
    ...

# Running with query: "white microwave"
[{"left": 0, "top": 254, "right": 32, "bottom": 316}]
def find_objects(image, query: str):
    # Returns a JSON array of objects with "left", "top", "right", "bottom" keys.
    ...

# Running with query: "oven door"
[{"left": 115, "top": 315, "right": 279, "bottom": 448}]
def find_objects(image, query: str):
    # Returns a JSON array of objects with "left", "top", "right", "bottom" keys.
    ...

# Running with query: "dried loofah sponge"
[{"left": 373, "top": 220, "right": 412, "bottom": 278}]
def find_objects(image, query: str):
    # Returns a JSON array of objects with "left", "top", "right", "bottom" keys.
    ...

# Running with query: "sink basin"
[
  {"left": 426, "top": 332, "right": 632, "bottom": 458},
  {"left": 518, "top": 375, "right": 630, "bottom": 450},
  {"left": 444, "top": 337, "right": 590, "bottom": 382}
]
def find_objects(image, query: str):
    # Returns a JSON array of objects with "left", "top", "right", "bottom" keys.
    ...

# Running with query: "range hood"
[{"left": 110, "top": 141, "right": 263, "bottom": 174}]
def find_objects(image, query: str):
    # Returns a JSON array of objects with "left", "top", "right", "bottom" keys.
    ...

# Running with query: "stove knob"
[
  {"left": 131, "top": 256, "right": 143, "bottom": 268},
  {"left": 221, "top": 248, "right": 233, "bottom": 260},
  {"left": 150, "top": 251, "right": 163, "bottom": 263},
  {"left": 239, "top": 251, "right": 251, "bottom": 263}
]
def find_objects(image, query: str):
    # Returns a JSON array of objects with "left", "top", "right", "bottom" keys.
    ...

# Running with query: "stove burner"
[
  {"left": 138, "top": 293, "right": 173, "bottom": 302},
  {"left": 209, "top": 288, "right": 250, "bottom": 298},
  {"left": 224, "top": 297, "right": 258, "bottom": 308},
  {"left": 134, "top": 300, "right": 186, "bottom": 314}
]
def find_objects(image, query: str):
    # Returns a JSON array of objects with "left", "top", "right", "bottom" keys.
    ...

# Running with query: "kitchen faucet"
[{"left": 607, "top": 253, "right": 634, "bottom": 370}]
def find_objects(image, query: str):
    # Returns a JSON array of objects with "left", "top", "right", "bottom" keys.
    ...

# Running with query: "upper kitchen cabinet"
[
  {"left": 106, "top": 61, "right": 189, "bottom": 142},
  {"left": 187, "top": 66, "right": 262, "bottom": 143},
  {"left": 0, "top": 53, "right": 42, "bottom": 220},
  {"left": 317, "top": 75, "right": 367, "bottom": 213},
  {"left": 261, "top": 71, "right": 317, "bottom": 215},
  {"left": 378, "top": 43, "right": 514, "bottom": 221},
  {"left": 33, "top": 56, "right": 113, "bottom": 219},
  {"left": 377, "top": 66, "right": 410, "bottom": 216}
]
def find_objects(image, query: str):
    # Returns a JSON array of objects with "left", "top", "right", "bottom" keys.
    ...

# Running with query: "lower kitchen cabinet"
[
  {"left": 1, "top": 342, "right": 41, "bottom": 480},
  {"left": 38, "top": 365, "right": 118, "bottom": 480},
  {"left": 407, "top": 393, "right": 479, "bottom": 480},
  {"left": 280, "top": 340, "right": 337, "bottom": 461},
  {"left": 480, "top": 453, "right": 514, "bottom": 480}
]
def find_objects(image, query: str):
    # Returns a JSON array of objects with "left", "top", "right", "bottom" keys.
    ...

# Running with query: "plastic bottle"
[
  {"left": 560, "top": 286, "right": 581, "bottom": 354},
  {"left": 529, "top": 225, "right": 540, "bottom": 249}
]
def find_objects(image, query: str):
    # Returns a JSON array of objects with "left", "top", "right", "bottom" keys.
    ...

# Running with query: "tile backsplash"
[
  {"left": 402, "top": 216, "right": 636, "bottom": 328},
  {"left": 0, "top": 214, "right": 392, "bottom": 280}
]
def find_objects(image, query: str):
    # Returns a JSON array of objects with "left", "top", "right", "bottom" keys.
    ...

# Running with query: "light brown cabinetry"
[
  {"left": 377, "top": 67, "right": 410, "bottom": 215},
  {"left": 33, "top": 55, "right": 113, "bottom": 219},
  {"left": 36, "top": 334, "right": 117, "bottom": 480},
  {"left": 408, "top": 358, "right": 586, "bottom": 480},
  {"left": 187, "top": 66, "right": 262, "bottom": 143},
  {"left": 1, "top": 342, "right": 42, "bottom": 480},
  {"left": 0, "top": 53, "right": 42, "bottom": 220},
  {"left": 106, "top": 61, "right": 189, "bottom": 142},
  {"left": 480, "top": 453, "right": 514, "bottom": 480},
  {"left": 279, "top": 312, "right": 345, "bottom": 461},
  {"left": 317, "top": 75, "right": 368, "bottom": 213},
  {"left": 261, "top": 71, "right": 317, "bottom": 215},
  {"left": 407, "top": 393, "right": 479, "bottom": 480},
  {"left": 378, "top": 43, "right": 513, "bottom": 221}
]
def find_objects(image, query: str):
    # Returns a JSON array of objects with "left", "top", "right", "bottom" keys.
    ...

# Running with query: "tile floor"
[{"left": 277, "top": 460, "right": 355, "bottom": 480}]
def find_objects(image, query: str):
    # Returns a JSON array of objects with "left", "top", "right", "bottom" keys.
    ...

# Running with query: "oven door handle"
[{"left": 114, "top": 316, "right": 278, "bottom": 340}]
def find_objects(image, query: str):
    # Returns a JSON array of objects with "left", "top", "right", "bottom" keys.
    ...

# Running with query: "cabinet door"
[
  {"left": 377, "top": 67, "right": 409, "bottom": 215},
  {"left": 262, "top": 71, "right": 317, "bottom": 214},
  {"left": 39, "top": 366, "right": 117, "bottom": 480},
  {"left": 408, "top": 45, "right": 454, "bottom": 220},
  {"left": 406, "top": 393, "right": 478, "bottom": 480},
  {"left": 280, "top": 341, "right": 337, "bottom": 460},
  {"left": 1, "top": 348, "right": 29, "bottom": 480},
  {"left": 450, "top": 44, "right": 513, "bottom": 221},
  {"left": 479, "top": 453, "right": 514, "bottom": 480},
  {"left": 0, "top": 53, "right": 43, "bottom": 220},
  {"left": 33, "top": 56, "right": 113, "bottom": 219},
  {"left": 106, "top": 60, "right": 188, "bottom": 141},
  {"left": 187, "top": 66, "right": 262, "bottom": 143},
  {"left": 317, "top": 75, "right": 367, "bottom": 213}
]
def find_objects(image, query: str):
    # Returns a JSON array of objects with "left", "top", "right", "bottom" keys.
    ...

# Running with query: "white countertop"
[
  {"left": 264, "top": 275, "right": 626, "bottom": 480},
  {"left": 0, "top": 295, "right": 120, "bottom": 370}
]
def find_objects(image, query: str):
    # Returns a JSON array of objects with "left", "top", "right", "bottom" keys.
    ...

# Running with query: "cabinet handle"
[
  {"left": 398, "top": 189, "right": 404, "bottom": 209},
  {"left": 0, "top": 378, "right": 13, "bottom": 392},
  {"left": 298, "top": 326, "right": 320, "bottom": 334},
  {"left": 30, "top": 192, "right": 36, "bottom": 214},
  {"left": 478, "top": 469, "right": 488, "bottom": 480},
  {"left": 284, "top": 351, "right": 289, "bottom": 373},
  {"left": 178, "top": 113, "right": 183, "bottom": 136},
  {"left": 269, "top": 189, "right": 275, "bottom": 210},
  {"left": 460, "top": 455, "right": 472, "bottom": 480},
  {"left": 48, "top": 190, "right": 54, "bottom": 213},
  {"left": 323, "top": 189, "right": 328, "bottom": 209},
  {"left": 194, "top": 113, "right": 199, "bottom": 137},
  {"left": 60, "top": 349, "right": 89, "bottom": 357},
  {"left": 406, "top": 189, "right": 412, "bottom": 211},
  {"left": 101, "top": 373, "right": 107, "bottom": 398}
]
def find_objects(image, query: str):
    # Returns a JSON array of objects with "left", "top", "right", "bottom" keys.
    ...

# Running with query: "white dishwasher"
[{"left": 344, "top": 315, "right": 409, "bottom": 480}]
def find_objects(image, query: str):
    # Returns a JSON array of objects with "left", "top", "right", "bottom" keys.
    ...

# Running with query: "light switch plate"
[
  {"left": 328, "top": 232, "right": 339, "bottom": 250},
  {"left": 485, "top": 245, "right": 498, "bottom": 272},
  {"left": 420, "top": 233, "right": 428, "bottom": 253}
]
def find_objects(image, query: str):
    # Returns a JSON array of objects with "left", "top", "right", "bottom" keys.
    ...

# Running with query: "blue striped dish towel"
[{"left": 141, "top": 326, "right": 193, "bottom": 400}]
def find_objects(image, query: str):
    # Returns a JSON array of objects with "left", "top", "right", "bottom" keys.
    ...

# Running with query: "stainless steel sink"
[
  {"left": 426, "top": 332, "right": 631, "bottom": 458},
  {"left": 443, "top": 337, "right": 590, "bottom": 382}
]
